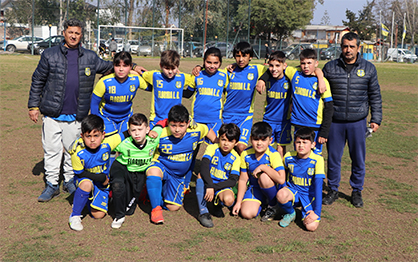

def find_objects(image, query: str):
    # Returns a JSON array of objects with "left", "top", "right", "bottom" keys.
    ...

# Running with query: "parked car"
[
  {"left": 320, "top": 46, "right": 342, "bottom": 60},
  {"left": 280, "top": 43, "right": 313, "bottom": 60},
  {"left": 183, "top": 41, "right": 202, "bottom": 57},
  {"left": 105, "top": 38, "right": 123, "bottom": 53},
  {"left": 0, "top": 35, "right": 44, "bottom": 52},
  {"left": 206, "top": 41, "right": 233, "bottom": 58},
  {"left": 387, "top": 48, "right": 417, "bottom": 63},
  {"left": 27, "top": 35, "right": 65, "bottom": 55},
  {"left": 137, "top": 41, "right": 161, "bottom": 57},
  {"left": 128, "top": 40, "right": 139, "bottom": 53}
]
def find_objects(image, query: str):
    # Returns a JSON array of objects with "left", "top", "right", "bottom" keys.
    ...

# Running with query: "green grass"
[{"left": 377, "top": 178, "right": 418, "bottom": 213}]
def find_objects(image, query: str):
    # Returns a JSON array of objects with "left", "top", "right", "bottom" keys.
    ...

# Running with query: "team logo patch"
[
  {"left": 224, "top": 163, "right": 232, "bottom": 171},
  {"left": 218, "top": 79, "right": 224, "bottom": 87},
  {"left": 102, "top": 152, "right": 109, "bottom": 161},
  {"left": 357, "top": 69, "right": 365, "bottom": 77},
  {"left": 307, "top": 167, "right": 315, "bottom": 176},
  {"left": 149, "top": 148, "right": 155, "bottom": 157},
  {"left": 85, "top": 67, "right": 91, "bottom": 76},
  {"left": 176, "top": 81, "right": 182, "bottom": 88},
  {"left": 312, "top": 82, "right": 318, "bottom": 90},
  {"left": 193, "top": 141, "right": 198, "bottom": 150},
  {"left": 247, "top": 73, "right": 254, "bottom": 81},
  {"left": 191, "top": 132, "right": 199, "bottom": 137},
  {"left": 283, "top": 82, "right": 289, "bottom": 90},
  {"left": 130, "top": 84, "right": 136, "bottom": 92}
]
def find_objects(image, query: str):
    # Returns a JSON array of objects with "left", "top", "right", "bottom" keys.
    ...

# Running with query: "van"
[{"left": 387, "top": 48, "right": 417, "bottom": 63}]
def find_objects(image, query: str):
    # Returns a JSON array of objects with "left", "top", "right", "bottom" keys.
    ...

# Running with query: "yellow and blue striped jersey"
[
  {"left": 263, "top": 75, "right": 291, "bottom": 124},
  {"left": 142, "top": 70, "right": 194, "bottom": 122},
  {"left": 285, "top": 66, "right": 332, "bottom": 128},
  {"left": 240, "top": 145, "right": 284, "bottom": 187},
  {"left": 188, "top": 69, "right": 228, "bottom": 123},
  {"left": 202, "top": 143, "right": 240, "bottom": 184},
  {"left": 92, "top": 73, "right": 148, "bottom": 122},
  {"left": 283, "top": 151, "right": 325, "bottom": 195},
  {"left": 153, "top": 123, "right": 209, "bottom": 177},
  {"left": 223, "top": 64, "right": 267, "bottom": 117}
]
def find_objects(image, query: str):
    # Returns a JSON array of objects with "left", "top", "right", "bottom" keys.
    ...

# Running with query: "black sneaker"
[
  {"left": 198, "top": 213, "right": 214, "bottom": 228},
  {"left": 351, "top": 191, "right": 364, "bottom": 208},
  {"left": 260, "top": 206, "right": 277, "bottom": 222},
  {"left": 323, "top": 190, "right": 339, "bottom": 205},
  {"left": 212, "top": 204, "right": 225, "bottom": 218}
]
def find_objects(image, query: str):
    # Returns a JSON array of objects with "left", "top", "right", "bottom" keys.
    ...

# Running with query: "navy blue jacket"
[
  {"left": 28, "top": 41, "right": 113, "bottom": 121},
  {"left": 323, "top": 55, "right": 382, "bottom": 125}
]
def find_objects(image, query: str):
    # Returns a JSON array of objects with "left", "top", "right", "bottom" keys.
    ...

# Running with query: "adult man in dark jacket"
[
  {"left": 28, "top": 18, "right": 114, "bottom": 202},
  {"left": 322, "top": 32, "right": 382, "bottom": 208}
]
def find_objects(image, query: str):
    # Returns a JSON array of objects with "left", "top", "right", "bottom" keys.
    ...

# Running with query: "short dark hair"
[
  {"left": 168, "top": 104, "right": 189, "bottom": 123},
  {"left": 129, "top": 113, "right": 148, "bottom": 127},
  {"left": 341, "top": 32, "right": 360, "bottom": 47},
  {"left": 250, "top": 121, "right": 272, "bottom": 140},
  {"left": 160, "top": 50, "right": 180, "bottom": 68},
  {"left": 114, "top": 51, "right": 132, "bottom": 66},
  {"left": 219, "top": 123, "right": 240, "bottom": 142},
  {"left": 81, "top": 114, "right": 104, "bottom": 134},
  {"left": 294, "top": 127, "right": 315, "bottom": 142},
  {"left": 269, "top": 51, "right": 286, "bottom": 64},
  {"left": 233, "top": 41, "right": 253, "bottom": 58},
  {"left": 63, "top": 18, "right": 83, "bottom": 31},
  {"left": 299, "top": 48, "right": 317, "bottom": 60},
  {"left": 204, "top": 47, "right": 222, "bottom": 64}
]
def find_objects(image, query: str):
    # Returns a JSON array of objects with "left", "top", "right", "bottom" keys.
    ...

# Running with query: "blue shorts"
[
  {"left": 265, "top": 120, "right": 292, "bottom": 146},
  {"left": 148, "top": 161, "right": 185, "bottom": 207},
  {"left": 75, "top": 177, "right": 110, "bottom": 213},
  {"left": 293, "top": 127, "right": 322, "bottom": 155},
  {"left": 100, "top": 115, "right": 130, "bottom": 137},
  {"left": 214, "top": 187, "right": 234, "bottom": 206},
  {"left": 197, "top": 120, "right": 222, "bottom": 144},
  {"left": 242, "top": 185, "right": 267, "bottom": 206},
  {"left": 284, "top": 186, "right": 321, "bottom": 221},
  {"left": 223, "top": 114, "right": 253, "bottom": 146}
]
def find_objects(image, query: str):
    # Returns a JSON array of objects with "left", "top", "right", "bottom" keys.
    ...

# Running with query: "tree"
[
  {"left": 342, "top": 0, "right": 376, "bottom": 40},
  {"left": 6, "top": 0, "right": 59, "bottom": 29},
  {"left": 320, "top": 10, "right": 331, "bottom": 25}
]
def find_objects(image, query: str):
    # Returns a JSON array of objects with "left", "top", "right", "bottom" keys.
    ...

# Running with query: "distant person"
[
  {"left": 109, "top": 38, "right": 117, "bottom": 58},
  {"left": 322, "top": 32, "right": 382, "bottom": 208},
  {"left": 264, "top": 43, "right": 271, "bottom": 65}
]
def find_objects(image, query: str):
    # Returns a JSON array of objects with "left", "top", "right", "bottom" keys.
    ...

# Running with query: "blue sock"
[
  {"left": 196, "top": 178, "right": 209, "bottom": 215},
  {"left": 71, "top": 187, "right": 90, "bottom": 217},
  {"left": 147, "top": 176, "right": 162, "bottom": 209},
  {"left": 280, "top": 201, "right": 295, "bottom": 214},
  {"left": 261, "top": 185, "right": 278, "bottom": 207},
  {"left": 255, "top": 205, "right": 262, "bottom": 217}
]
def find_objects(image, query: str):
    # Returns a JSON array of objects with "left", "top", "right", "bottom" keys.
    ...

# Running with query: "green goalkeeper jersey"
[{"left": 115, "top": 126, "right": 162, "bottom": 172}]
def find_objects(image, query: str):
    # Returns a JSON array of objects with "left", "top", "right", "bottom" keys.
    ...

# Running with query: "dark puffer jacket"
[
  {"left": 323, "top": 55, "right": 382, "bottom": 125},
  {"left": 28, "top": 41, "right": 113, "bottom": 121}
]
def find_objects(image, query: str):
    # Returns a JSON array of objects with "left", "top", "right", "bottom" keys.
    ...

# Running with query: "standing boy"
[
  {"left": 195, "top": 123, "right": 241, "bottom": 228},
  {"left": 109, "top": 113, "right": 162, "bottom": 229},
  {"left": 141, "top": 50, "right": 194, "bottom": 128},
  {"left": 276, "top": 127, "right": 325, "bottom": 231},
  {"left": 68, "top": 115, "right": 125, "bottom": 231},
  {"left": 146, "top": 105, "right": 217, "bottom": 224},
  {"left": 232, "top": 122, "right": 285, "bottom": 221}
]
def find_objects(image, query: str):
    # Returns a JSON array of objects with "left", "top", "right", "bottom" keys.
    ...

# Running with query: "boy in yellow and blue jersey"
[
  {"left": 285, "top": 49, "right": 333, "bottom": 154},
  {"left": 90, "top": 51, "right": 148, "bottom": 137},
  {"left": 222, "top": 42, "right": 267, "bottom": 154},
  {"left": 232, "top": 122, "right": 285, "bottom": 220},
  {"left": 195, "top": 123, "right": 241, "bottom": 228},
  {"left": 142, "top": 50, "right": 194, "bottom": 128},
  {"left": 276, "top": 127, "right": 325, "bottom": 231},
  {"left": 261, "top": 51, "right": 292, "bottom": 157},
  {"left": 68, "top": 114, "right": 126, "bottom": 231},
  {"left": 146, "top": 104, "right": 217, "bottom": 224}
]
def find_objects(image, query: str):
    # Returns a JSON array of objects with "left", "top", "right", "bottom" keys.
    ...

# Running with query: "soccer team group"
[{"left": 36, "top": 39, "right": 336, "bottom": 232}]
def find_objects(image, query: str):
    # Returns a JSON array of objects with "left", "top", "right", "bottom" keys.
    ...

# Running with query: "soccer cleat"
[
  {"left": 261, "top": 206, "right": 277, "bottom": 222},
  {"left": 63, "top": 178, "right": 76, "bottom": 195},
  {"left": 279, "top": 211, "right": 296, "bottom": 228},
  {"left": 38, "top": 183, "right": 60, "bottom": 202},
  {"left": 351, "top": 191, "right": 364, "bottom": 208},
  {"left": 183, "top": 185, "right": 191, "bottom": 195},
  {"left": 111, "top": 217, "right": 126, "bottom": 229},
  {"left": 323, "top": 190, "right": 339, "bottom": 205},
  {"left": 198, "top": 213, "right": 214, "bottom": 228},
  {"left": 151, "top": 206, "right": 164, "bottom": 224},
  {"left": 211, "top": 203, "right": 225, "bottom": 218},
  {"left": 69, "top": 215, "right": 83, "bottom": 231}
]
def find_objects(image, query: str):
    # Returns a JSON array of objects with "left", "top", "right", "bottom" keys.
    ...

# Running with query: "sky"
[{"left": 311, "top": 0, "right": 369, "bottom": 26}]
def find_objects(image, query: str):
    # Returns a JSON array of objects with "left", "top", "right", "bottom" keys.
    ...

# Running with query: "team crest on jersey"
[
  {"left": 149, "top": 148, "right": 155, "bottom": 157},
  {"left": 283, "top": 82, "right": 289, "bottom": 90},
  {"left": 307, "top": 167, "right": 315, "bottom": 176},
  {"left": 130, "top": 84, "right": 136, "bottom": 92},
  {"left": 85, "top": 67, "right": 91, "bottom": 76},
  {"left": 176, "top": 81, "right": 182, "bottom": 88},
  {"left": 312, "top": 82, "right": 318, "bottom": 90},
  {"left": 217, "top": 79, "right": 224, "bottom": 87},
  {"left": 224, "top": 163, "right": 232, "bottom": 171},
  {"left": 247, "top": 73, "right": 254, "bottom": 81},
  {"left": 357, "top": 69, "right": 365, "bottom": 77},
  {"left": 193, "top": 141, "right": 198, "bottom": 150},
  {"left": 102, "top": 152, "right": 109, "bottom": 161}
]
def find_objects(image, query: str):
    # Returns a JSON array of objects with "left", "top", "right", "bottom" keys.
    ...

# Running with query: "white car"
[
  {"left": 105, "top": 38, "right": 123, "bottom": 52},
  {"left": 0, "top": 35, "right": 44, "bottom": 53}
]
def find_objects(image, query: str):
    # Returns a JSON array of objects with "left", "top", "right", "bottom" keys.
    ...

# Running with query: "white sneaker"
[
  {"left": 69, "top": 215, "right": 83, "bottom": 231},
  {"left": 111, "top": 217, "right": 125, "bottom": 229}
]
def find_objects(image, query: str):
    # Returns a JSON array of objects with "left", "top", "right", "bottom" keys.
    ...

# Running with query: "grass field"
[{"left": 0, "top": 53, "right": 417, "bottom": 261}]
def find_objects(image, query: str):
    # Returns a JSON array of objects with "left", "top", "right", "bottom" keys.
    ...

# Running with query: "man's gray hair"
[{"left": 63, "top": 18, "right": 83, "bottom": 32}]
